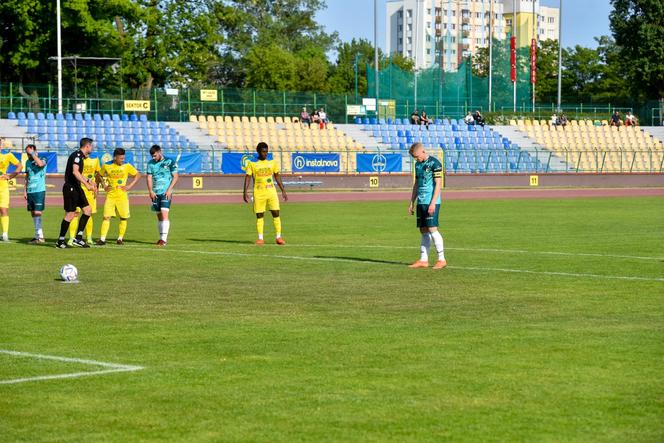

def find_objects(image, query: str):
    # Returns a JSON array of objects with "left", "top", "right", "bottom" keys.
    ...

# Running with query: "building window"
[
  {"left": 427, "top": 8, "right": 431, "bottom": 15},
  {"left": 426, "top": 49, "right": 431, "bottom": 55},
  {"left": 406, "top": 9, "right": 412, "bottom": 18}
]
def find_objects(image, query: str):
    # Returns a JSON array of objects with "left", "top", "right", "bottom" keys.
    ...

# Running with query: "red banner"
[
  {"left": 530, "top": 39, "right": 537, "bottom": 84},
  {"left": 510, "top": 36, "right": 517, "bottom": 83}
]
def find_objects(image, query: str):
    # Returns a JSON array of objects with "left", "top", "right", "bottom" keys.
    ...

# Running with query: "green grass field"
[{"left": 1, "top": 196, "right": 663, "bottom": 442}]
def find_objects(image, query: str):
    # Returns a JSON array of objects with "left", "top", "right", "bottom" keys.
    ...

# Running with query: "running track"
[{"left": 9, "top": 187, "right": 664, "bottom": 207}]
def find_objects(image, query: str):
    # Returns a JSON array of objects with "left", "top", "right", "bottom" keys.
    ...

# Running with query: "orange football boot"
[
  {"left": 275, "top": 237, "right": 286, "bottom": 245},
  {"left": 432, "top": 260, "right": 447, "bottom": 270},
  {"left": 255, "top": 239, "right": 265, "bottom": 245},
  {"left": 409, "top": 260, "right": 429, "bottom": 268}
]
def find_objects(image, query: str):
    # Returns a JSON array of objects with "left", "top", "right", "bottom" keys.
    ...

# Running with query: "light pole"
[
  {"left": 374, "top": 0, "right": 379, "bottom": 117},
  {"left": 513, "top": 0, "right": 517, "bottom": 113},
  {"left": 532, "top": 0, "right": 537, "bottom": 112},
  {"left": 354, "top": 52, "right": 361, "bottom": 103},
  {"left": 557, "top": 0, "right": 563, "bottom": 113},
  {"left": 56, "top": 0, "right": 63, "bottom": 114},
  {"left": 488, "top": 0, "right": 493, "bottom": 112}
]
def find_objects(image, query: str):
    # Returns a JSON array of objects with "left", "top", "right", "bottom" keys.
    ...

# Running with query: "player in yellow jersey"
[
  {"left": 243, "top": 142, "right": 288, "bottom": 245},
  {"left": 68, "top": 152, "right": 101, "bottom": 245},
  {"left": 96, "top": 148, "right": 141, "bottom": 245},
  {"left": 0, "top": 149, "right": 23, "bottom": 241}
]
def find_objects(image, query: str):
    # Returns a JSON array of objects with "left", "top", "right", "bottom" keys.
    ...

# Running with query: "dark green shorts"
[
  {"left": 416, "top": 204, "right": 440, "bottom": 228},
  {"left": 27, "top": 191, "right": 46, "bottom": 212},
  {"left": 151, "top": 194, "right": 172, "bottom": 212}
]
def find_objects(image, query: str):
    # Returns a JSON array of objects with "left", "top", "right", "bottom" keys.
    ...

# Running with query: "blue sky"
[{"left": 316, "top": 0, "right": 611, "bottom": 57}]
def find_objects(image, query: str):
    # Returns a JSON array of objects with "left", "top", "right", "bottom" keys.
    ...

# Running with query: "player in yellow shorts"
[
  {"left": 243, "top": 142, "right": 288, "bottom": 245},
  {"left": 68, "top": 152, "right": 101, "bottom": 245},
  {"left": 0, "top": 150, "right": 23, "bottom": 241},
  {"left": 96, "top": 148, "right": 141, "bottom": 245}
]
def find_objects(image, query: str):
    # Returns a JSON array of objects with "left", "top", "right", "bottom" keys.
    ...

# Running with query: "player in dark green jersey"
[{"left": 408, "top": 143, "right": 446, "bottom": 269}]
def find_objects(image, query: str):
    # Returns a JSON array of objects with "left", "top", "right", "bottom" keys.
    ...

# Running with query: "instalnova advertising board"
[{"left": 291, "top": 153, "right": 340, "bottom": 173}]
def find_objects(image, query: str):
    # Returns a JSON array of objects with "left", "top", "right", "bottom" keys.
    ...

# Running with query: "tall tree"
[
  {"left": 210, "top": 0, "right": 337, "bottom": 87},
  {"left": 610, "top": 0, "right": 664, "bottom": 99},
  {"left": 0, "top": 0, "right": 222, "bottom": 93}
]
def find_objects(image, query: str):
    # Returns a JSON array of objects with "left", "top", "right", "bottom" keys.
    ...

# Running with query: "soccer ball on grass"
[{"left": 60, "top": 264, "right": 79, "bottom": 282}]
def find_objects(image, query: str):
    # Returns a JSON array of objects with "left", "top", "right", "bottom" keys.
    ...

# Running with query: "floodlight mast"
[
  {"left": 374, "top": 0, "right": 379, "bottom": 117},
  {"left": 57, "top": 0, "right": 63, "bottom": 114}
]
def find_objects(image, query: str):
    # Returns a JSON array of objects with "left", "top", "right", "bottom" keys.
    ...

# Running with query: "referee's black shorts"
[{"left": 62, "top": 183, "right": 89, "bottom": 212}]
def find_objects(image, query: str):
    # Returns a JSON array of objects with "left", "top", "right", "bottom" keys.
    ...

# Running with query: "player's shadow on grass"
[
  {"left": 187, "top": 238, "right": 254, "bottom": 245},
  {"left": 13, "top": 237, "right": 55, "bottom": 247},
  {"left": 314, "top": 255, "right": 409, "bottom": 266},
  {"left": 121, "top": 239, "right": 161, "bottom": 245}
]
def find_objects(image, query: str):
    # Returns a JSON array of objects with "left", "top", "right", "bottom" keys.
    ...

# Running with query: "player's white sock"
[
  {"left": 157, "top": 221, "right": 163, "bottom": 238},
  {"left": 160, "top": 220, "right": 170, "bottom": 241},
  {"left": 420, "top": 233, "right": 431, "bottom": 261},
  {"left": 33, "top": 216, "right": 43, "bottom": 238},
  {"left": 431, "top": 231, "right": 445, "bottom": 261}
]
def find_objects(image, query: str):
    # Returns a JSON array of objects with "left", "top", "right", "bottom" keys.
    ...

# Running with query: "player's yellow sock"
[
  {"left": 100, "top": 219, "right": 110, "bottom": 241},
  {"left": 256, "top": 218, "right": 264, "bottom": 240},
  {"left": 118, "top": 220, "right": 127, "bottom": 239},
  {"left": 85, "top": 218, "right": 94, "bottom": 241},
  {"left": 273, "top": 216, "right": 282, "bottom": 238},
  {"left": 1, "top": 215, "right": 9, "bottom": 235},
  {"left": 69, "top": 217, "right": 79, "bottom": 239}
]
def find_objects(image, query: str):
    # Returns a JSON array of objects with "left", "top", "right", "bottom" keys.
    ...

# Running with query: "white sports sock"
[
  {"left": 160, "top": 220, "right": 170, "bottom": 241},
  {"left": 431, "top": 231, "right": 445, "bottom": 261},
  {"left": 420, "top": 232, "right": 431, "bottom": 261},
  {"left": 158, "top": 221, "right": 163, "bottom": 238},
  {"left": 33, "top": 216, "right": 43, "bottom": 238}
]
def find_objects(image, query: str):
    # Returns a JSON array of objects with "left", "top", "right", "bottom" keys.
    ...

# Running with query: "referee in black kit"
[{"left": 55, "top": 138, "right": 97, "bottom": 248}]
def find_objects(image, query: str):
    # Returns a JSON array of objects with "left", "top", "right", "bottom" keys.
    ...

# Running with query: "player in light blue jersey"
[
  {"left": 408, "top": 143, "right": 446, "bottom": 269},
  {"left": 23, "top": 144, "right": 47, "bottom": 243},
  {"left": 146, "top": 144, "right": 178, "bottom": 246}
]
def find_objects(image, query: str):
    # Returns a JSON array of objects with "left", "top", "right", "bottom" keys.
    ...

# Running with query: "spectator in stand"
[
  {"left": 473, "top": 110, "right": 485, "bottom": 127},
  {"left": 625, "top": 111, "right": 638, "bottom": 126},
  {"left": 463, "top": 111, "right": 475, "bottom": 126},
  {"left": 610, "top": 111, "right": 622, "bottom": 127},
  {"left": 550, "top": 113, "right": 558, "bottom": 126},
  {"left": 420, "top": 110, "right": 432, "bottom": 128},
  {"left": 300, "top": 107, "right": 311, "bottom": 127},
  {"left": 311, "top": 109, "right": 320, "bottom": 127},
  {"left": 410, "top": 110, "right": 420, "bottom": 125},
  {"left": 318, "top": 108, "right": 328, "bottom": 128},
  {"left": 559, "top": 113, "right": 568, "bottom": 127}
]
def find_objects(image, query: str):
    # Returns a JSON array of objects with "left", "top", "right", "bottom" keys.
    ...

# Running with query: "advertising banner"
[
  {"left": 6, "top": 151, "right": 58, "bottom": 173},
  {"left": 222, "top": 152, "right": 273, "bottom": 174},
  {"left": 291, "top": 153, "right": 340, "bottom": 173},
  {"left": 356, "top": 153, "right": 402, "bottom": 173}
]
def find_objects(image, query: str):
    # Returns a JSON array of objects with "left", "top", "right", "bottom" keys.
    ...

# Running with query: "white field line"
[
  {"left": 0, "top": 350, "right": 144, "bottom": 385},
  {"left": 126, "top": 243, "right": 664, "bottom": 262},
  {"left": 261, "top": 244, "right": 664, "bottom": 262},
  {"left": 115, "top": 246, "right": 664, "bottom": 283}
]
